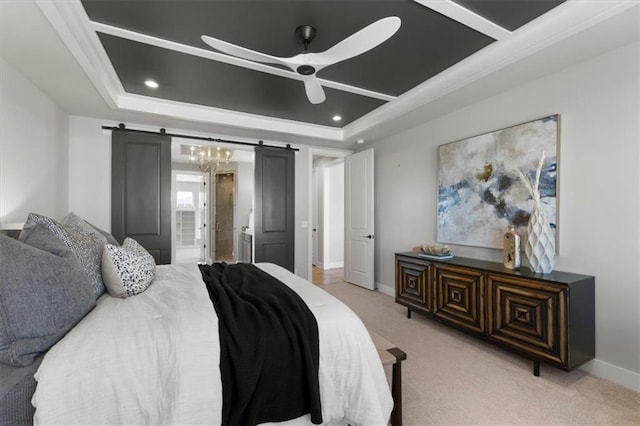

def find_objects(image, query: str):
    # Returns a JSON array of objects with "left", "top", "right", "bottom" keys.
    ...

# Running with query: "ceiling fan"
[{"left": 201, "top": 16, "right": 401, "bottom": 104}]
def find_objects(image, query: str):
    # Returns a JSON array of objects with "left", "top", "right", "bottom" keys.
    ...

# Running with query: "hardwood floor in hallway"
[{"left": 311, "top": 266, "right": 344, "bottom": 286}]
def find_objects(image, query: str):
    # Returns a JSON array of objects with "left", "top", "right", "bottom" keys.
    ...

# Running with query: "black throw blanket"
[{"left": 198, "top": 263, "right": 322, "bottom": 426}]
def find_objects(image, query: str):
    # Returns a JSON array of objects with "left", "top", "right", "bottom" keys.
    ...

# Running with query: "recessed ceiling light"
[
  {"left": 144, "top": 79, "right": 159, "bottom": 89},
  {"left": 332, "top": 115, "right": 342, "bottom": 122},
  {"left": 356, "top": 139, "right": 365, "bottom": 144}
]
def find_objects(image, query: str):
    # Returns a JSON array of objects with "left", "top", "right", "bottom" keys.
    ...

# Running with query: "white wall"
[
  {"left": 0, "top": 58, "right": 69, "bottom": 226},
  {"left": 371, "top": 42, "right": 640, "bottom": 390},
  {"left": 67, "top": 116, "right": 111, "bottom": 230}
]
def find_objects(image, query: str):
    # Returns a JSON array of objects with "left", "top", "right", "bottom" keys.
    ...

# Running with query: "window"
[{"left": 177, "top": 191, "right": 194, "bottom": 208}]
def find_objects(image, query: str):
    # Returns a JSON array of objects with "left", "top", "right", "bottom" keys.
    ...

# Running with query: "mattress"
[{"left": 31, "top": 262, "right": 392, "bottom": 425}]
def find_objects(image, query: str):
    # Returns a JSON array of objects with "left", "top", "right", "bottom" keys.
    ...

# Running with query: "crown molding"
[
  {"left": 35, "top": 0, "right": 123, "bottom": 108},
  {"left": 117, "top": 93, "right": 344, "bottom": 141},
  {"left": 414, "top": 0, "right": 512, "bottom": 40}
]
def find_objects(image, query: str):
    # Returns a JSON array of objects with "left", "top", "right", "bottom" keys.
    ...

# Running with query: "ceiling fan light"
[{"left": 296, "top": 65, "right": 316, "bottom": 75}]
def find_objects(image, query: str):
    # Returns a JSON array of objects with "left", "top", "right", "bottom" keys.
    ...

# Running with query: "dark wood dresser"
[{"left": 395, "top": 252, "right": 595, "bottom": 375}]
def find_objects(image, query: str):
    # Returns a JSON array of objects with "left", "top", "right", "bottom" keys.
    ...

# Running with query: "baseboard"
[
  {"left": 376, "top": 282, "right": 639, "bottom": 393},
  {"left": 377, "top": 282, "right": 394, "bottom": 297},
  {"left": 323, "top": 261, "right": 344, "bottom": 269},
  {"left": 580, "top": 358, "right": 640, "bottom": 392}
]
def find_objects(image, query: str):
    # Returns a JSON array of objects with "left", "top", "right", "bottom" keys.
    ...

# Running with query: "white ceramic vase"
[{"left": 525, "top": 204, "right": 555, "bottom": 273}]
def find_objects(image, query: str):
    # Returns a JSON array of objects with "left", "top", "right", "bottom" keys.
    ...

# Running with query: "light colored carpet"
[{"left": 315, "top": 272, "right": 640, "bottom": 425}]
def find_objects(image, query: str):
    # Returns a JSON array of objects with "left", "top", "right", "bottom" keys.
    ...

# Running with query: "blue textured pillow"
[
  {"left": 0, "top": 234, "right": 95, "bottom": 367},
  {"left": 20, "top": 213, "right": 107, "bottom": 298}
]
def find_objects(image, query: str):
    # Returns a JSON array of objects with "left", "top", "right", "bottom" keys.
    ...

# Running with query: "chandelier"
[{"left": 189, "top": 145, "right": 232, "bottom": 172}]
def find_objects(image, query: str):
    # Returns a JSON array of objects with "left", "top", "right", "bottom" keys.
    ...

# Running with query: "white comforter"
[{"left": 32, "top": 263, "right": 392, "bottom": 425}]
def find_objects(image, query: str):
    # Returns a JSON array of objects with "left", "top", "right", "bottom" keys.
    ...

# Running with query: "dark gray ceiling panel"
[
  {"left": 452, "top": 0, "right": 567, "bottom": 31},
  {"left": 99, "top": 34, "right": 386, "bottom": 127},
  {"left": 315, "top": 2, "right": 494, "bottom": 95}
]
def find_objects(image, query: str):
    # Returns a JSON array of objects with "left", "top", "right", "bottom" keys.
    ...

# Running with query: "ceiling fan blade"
[
  {"left": 310, "top": 16, "right": 401, "bottom": 70},
  {"left": 304, "top": 77, "right": 326, "bottom": 104},
  {"left": 201, "top": 35, "right": 289, "bottom": 67}
]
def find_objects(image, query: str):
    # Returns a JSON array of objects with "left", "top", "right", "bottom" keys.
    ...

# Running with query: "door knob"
[{"left": 364, "top": 234, "right": 374, "bottom": 239}]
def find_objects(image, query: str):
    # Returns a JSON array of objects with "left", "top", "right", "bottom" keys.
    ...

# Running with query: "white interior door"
[{"left": 344, "top": 148, "right": 375, "bottom": 290}]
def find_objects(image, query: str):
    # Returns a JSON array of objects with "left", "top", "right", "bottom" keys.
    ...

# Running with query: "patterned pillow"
[
  {"left": 61, "top": 211, "right": 120, "bottom": 246},
  {"left": 85, "top": 221, "right": 120, "bottom": 246},
  {"left": 20, "top": 213, "right": 107, "bottom": 298},
  {"left": 101, "top": 238, "right": 156, "bottom": 298}
]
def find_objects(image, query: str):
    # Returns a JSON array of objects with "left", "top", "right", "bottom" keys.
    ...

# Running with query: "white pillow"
[{"left": 101, "top": 238, "right": 156, "bottom": 298}]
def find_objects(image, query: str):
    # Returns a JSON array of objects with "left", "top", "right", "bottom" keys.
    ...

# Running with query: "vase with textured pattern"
[{"left": 525, "top": 205, "right": 555, "bottom": 273}]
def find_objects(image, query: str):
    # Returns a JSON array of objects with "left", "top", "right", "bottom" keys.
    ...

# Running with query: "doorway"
[
  {"left": 311, "top": 156, "right": 345, "bottom": 276},
  {"left": 173, "top": 171, "right": 209, "bottom": 263},
  {"left": 213, "top": 172, "right": 235, "bottom": 262},
  {"left": 171, "top": 140, "right": 256, "bottom": 265}
]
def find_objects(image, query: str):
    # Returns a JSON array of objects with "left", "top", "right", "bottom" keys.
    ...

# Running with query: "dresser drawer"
[
  {"left": 395, "top": 256, "right": 433, "bottom": 314},
  {"left": 433, "top": 264, "right": 485, "bottom": 334},
  {"left": 487, "top": 274, "right": 567, "bottom": 366}
]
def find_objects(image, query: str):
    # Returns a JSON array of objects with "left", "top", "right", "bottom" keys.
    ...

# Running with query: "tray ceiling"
[{"left": 79, "top": 0, "right": 565, "bottom": 128}]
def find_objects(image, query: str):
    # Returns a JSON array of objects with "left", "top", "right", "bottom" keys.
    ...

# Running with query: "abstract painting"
[{"left": 437, "top": 115, "right": 559, "bottom": 250}]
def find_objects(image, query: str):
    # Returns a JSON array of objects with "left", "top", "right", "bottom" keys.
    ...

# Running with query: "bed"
[{"left": 0, "top": 213, "right": 393, "bottom": 425}]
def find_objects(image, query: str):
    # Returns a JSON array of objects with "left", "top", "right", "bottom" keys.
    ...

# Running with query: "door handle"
[{"left": 364, "top": 234, "right": 374, "bottom": 239}]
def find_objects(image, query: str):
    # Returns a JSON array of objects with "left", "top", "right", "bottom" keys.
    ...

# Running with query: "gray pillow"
[
  {"left": 102, "top": 238, "right": 156, "bottom": 298},
  {"left": 0, "top": 234, "right": 95, "bottom": 367},
  {"left": 86, "top": 221, "right": 120, "bottom": 246},
  {"left": 20, "top": 213, "right": 107, "bottom": 298},
  {"left": 62, "top": 212, "right": 119, "bottom": 246}
]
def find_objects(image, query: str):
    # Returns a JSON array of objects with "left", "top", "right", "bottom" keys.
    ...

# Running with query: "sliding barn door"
[
  {"left": 111, "top": 131, "right": 172, "bottom": 264},
  {"left": 254, "top": 146, "right": 295, "bottom": 272}
]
